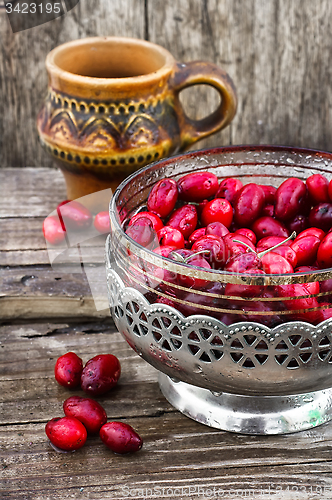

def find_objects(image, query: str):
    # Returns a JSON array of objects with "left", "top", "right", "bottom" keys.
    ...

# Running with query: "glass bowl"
[{"left": 106, "top": 145, "right": 332, "bottom": 434}]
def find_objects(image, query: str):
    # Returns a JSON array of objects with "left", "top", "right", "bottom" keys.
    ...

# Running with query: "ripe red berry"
[
  {"left": 308, "top": 203, "right": 332, "bottom": 232},
  {"left": 234, "top": 183, "right": 265, "bottom": 227},
  {"left": 128, "top": 211, "right": 163, "bottom": 232},
  {"left": 94, "top": 211, "right": 110, "bottom": 233},
  {"left": 268, "top": 245, "right": 298, "bottom": 268},
  {"left": 290, "top": 235, "right": 321, "bottom": 267},
  {"left": 287, "top": 214, "right": 309, "bottom": 234},
  {"left": 167, "top": 204, "right": 198, "bottom": 239},
  {"left": 157, "top": 226, "right": 185, "bottom": 248},
  {"left": 99, "top": 421, "right": 143, "bottom": 454},
  {"left": 147, "top": 179, "right": 178, "bottom": 218},
  {"left": 201, "top": 198, "right": 233, "bottom": 228},
  {"left": 233, "top": 228, "right": 256, "bottom": 244},
  {"left": 306, "top": 174, "right": 329, "bottom": 204},
  {"left": 177, "top": 171, "right": 219, "bottom": 202},
  {"left": 256, "top": 236, "right": 292, "bottom": 253},
  {"left": 125, "top": 219, "right": 157, "bottom": 248},
  {"left": 274, "top": 178, "right": 307, "bottom": 221},
  {"left": 43, "top": 216, "right": 66, "bottom": 245},
  {"left": 63, "top": 396, "right": 107, "bottom": 434},
  {"left": 177, "top": 254, "right": 211, "bottom": 290},
  {"left": 54, "top": 352, "right": 83, "bottom": 389},
  {"left": 252, "top": 216, "right": 289, "bottom": 240},
  {"left": 206, "top": 221, "right": 230, "bottom": 238},
  {"left": 295, "top": 227, "right": 325, "bottom": 241},
  {"left": 188, "top": 227, "right": 206, "bottom": 246},
  {"left": 191, "top": 235, "right": 227, "bottom": 269},
  {"left": 260, "top": 184, "right": 277, "bottom": 205},
  {"left": 45, "top": 416, "right": 87, "bottom": 451},
  {"left": 215, "top": 177, "right": 243, "bottom": 206},
  {"left": 81, "top": 354, "right": 121, "bottom": 396},
  {"left": 317, "top": 232, "right": 332, "bottom": 269},
  {"left": 260, "top": 252, "right": 294, "bottom": 274},
  {"left": 57, "top": 200, "right": 92, "bottom": 230}
]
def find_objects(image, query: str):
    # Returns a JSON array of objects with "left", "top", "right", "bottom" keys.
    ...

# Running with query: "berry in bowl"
[{"left": 106, "top": 146, "right": 332, "bottom": 434}]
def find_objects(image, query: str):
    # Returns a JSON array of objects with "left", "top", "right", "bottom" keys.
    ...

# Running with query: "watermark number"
[{"left": 5, "top": 2, "right": 61, "bottom": 13}]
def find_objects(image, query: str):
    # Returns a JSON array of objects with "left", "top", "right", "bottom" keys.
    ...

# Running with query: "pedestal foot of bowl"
[{"left": 159, "top": 372, "right": 332, "bottom": 435}]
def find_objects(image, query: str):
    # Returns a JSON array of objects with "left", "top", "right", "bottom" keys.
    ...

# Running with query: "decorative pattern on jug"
[{"left": 37, "top": 88, "right": 180, "bottom": 172}]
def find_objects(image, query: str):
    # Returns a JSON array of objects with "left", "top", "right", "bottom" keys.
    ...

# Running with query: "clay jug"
[{"left": 37, "top": 37, "right": 237, "bottom": 201}]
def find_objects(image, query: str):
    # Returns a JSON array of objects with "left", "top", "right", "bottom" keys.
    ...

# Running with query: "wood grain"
[
  {"left": 0, "top": 168, "right": 110, "bottom": 318},
  {"left": 0, "top": 266, "right": 110, "bottom": 320},
  {"left": 0, "top": 324, "right": 167, "bottom": 425},
  {"left": 0, "top": 0, "right": 145, "bottom": 169},
  {"left": 2, "top": 0, "right": 332, "bottom": 171},
  {"left": 148, "top": 0, "right": 332, "bottom": 153},
  {"left": 1, "top": 322, "right": 332, "bottom": 500},
  {"left": 0, "top": 168, "right": 66, "bottom": 217},
  {"left": 0, "top": 217, "right": 108, "bottom": 266}
]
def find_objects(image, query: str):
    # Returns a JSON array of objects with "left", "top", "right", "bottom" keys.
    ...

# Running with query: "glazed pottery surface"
[{"left": 37, "top": 37, "right": 237, "bottom": 201}]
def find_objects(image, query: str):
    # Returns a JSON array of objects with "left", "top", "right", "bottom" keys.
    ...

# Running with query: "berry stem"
[
  {"left": 232, "top": 240, "right": 256, "bottom": 253},
  {"left": 184, "top": 250, "right": 209, "bottom": 262},
  {"left": 169, "top": 251, "right": 185, "bottom": 263},
  {"left": 257, "top": 231, "right": 297, "bottom": 258},
  {"left": 170, "top": 249, "right": 210, "bottom": 264}
]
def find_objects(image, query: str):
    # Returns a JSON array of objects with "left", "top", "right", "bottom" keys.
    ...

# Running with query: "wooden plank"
[
  {"left": 0, "top": 168, "right": 66, "bottom": 218},
  {"left": 0, "top": 323, "right": 166, "bottom": 425},
  {"left": 1, "top": 418, "right": 332, "bottom": 500},
  {"left": 0, "top": 218, "right": 45, "bottom": 251},
  {"left": 0, "top": 0, "right": 146, "bottom": 169},
  {"left": 0, "top": 250, "right": 49, "bottom": 267},
  {"left": 2, "top": 1, "right": 332, "bottom": 169},
  {"left": 0, "top": 267, "right": 110, "bottom": 320},
  {"left": 0, "top": 168, "right": 112, "bottom": 266},
  {"left": 0, "top": 248, "right": 107, "bottom": 267},
  {"left": 0, "top": 217, "right": 108, "bottom": 251},
  {"left": 147, "top": 0, "right": 332, "bottom": 152},
  {"left": 1, "top": 322, "right": 332, "bottom": 500},
  {"left": 0, "top": 217, "right": 108, "bottom": 266}
]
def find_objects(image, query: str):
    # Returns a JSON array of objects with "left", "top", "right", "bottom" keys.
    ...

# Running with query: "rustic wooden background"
[{"left": 1, "top": 0, "right": 332, "bottom": 169}]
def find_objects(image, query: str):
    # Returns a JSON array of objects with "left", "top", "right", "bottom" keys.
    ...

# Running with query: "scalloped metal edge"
[{"left": 106, "top": 266, "right": 332, "bottom": 344}]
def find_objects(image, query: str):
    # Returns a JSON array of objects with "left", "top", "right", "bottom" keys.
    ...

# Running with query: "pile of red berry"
[
  {"left": 122, "top": 171, "right": 332, "bottom": 327},
  {"left": 46, "top": 352, "right": 142, "bottom": 454},
  {"left": 43, "top": 200, "right": 111, "bottom": 245}
]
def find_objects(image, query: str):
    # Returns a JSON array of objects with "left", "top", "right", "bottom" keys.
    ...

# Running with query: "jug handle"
[{"left": 171, "top": 61, "right": 237, "bottom": 150}]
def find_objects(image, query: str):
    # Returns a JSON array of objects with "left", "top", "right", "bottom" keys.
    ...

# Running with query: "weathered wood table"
[{"left": 2, "top": 167, "right": 332, "bottom": 500}]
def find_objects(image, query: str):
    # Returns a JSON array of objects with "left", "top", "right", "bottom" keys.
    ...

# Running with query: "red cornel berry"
[
  {"left": 177, "top": 171, "right": 219, "bottom": 202},
  {"left": 81, "top": 354, "right": 121, "bottom": 396},
  {"left": 157, "top": 226, "right": 185, "bottom": 248},
  {"left": 94, "top": 211, "right": 110, "bottom": 234},
  {"left": 43, "top": 216, "right": 66, "bottom": 245},
  {"left": 234, "top": 183, "right": 265, "bottom": 227},
  {"left": 215, "top": 177, "right": 243, "bottom": 206},
  {"left": 100, "top": 422, "right": 143, "bottom": 454},
  {"left": 63, "top": 396, "right": 107, "bottom": 434},
  {"left": 306, "top": 174, "right": 330, "bottom": 204},
  {"left": 54, "top": 352, "right": 83, "bottom": 389},
  {"left": 167, "top": 204, "right": 198, "bottom": 239},
  {"left": 57, "top": 200, "right": 92, "bottom": 230},
  {"left": 125, "top": 218, "right": 157, "bottom": 248},
  {"left": 45, "top": 416, "right": 87, "bottom": 451},
  {"left": 201, "top": 198, "right": 233, "bottom": 228},
  {"left": 274, "top": 178, "right": 307, "bottom": 221},
  {"left": 128, "top": 212, "right": 163, "bottom": 233},
  {"left": 147, "top": 179, "right": 178, "bottom": 218}
]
